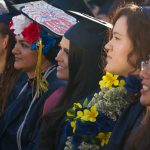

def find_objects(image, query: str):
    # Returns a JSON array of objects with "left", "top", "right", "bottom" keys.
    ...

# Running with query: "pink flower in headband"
[{"left": 22, "top": 23, "right": 40, "bottom": 44}]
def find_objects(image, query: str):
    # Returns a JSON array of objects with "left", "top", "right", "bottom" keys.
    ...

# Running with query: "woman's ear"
[{"left": 2, "top": 35, "right": 9, "bottom": 50}]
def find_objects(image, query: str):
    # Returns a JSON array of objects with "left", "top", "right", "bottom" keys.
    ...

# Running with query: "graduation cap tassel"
[
  {"left": 36, "top": 38, "right": 43, "bottom": 97},
  {"left": 34, "top": 38, "right": 49, "bottom": 97}
]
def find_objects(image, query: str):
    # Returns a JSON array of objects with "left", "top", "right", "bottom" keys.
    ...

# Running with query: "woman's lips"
[
  {"left": 107, "top": 55, "right": 112, "bottom": 59},
  {"left": 57, "top": 65, "right": 64, "bottom": 71},
  {"left": 15, "top": 57, "right": 22, "bottom": 61},
  {"left": 106, "top": 55, "right": 112, "bottom": 61}
]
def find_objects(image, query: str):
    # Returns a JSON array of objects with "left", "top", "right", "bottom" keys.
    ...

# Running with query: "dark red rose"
[
  {"left": 22, "top": 23, "right": 40, "bottom": 44},
  {"left": 9, "top": 21, "right": 15, "bottom": 33},
  {"left": 9, "top": 21, "right": 13, "bottom": 28}
]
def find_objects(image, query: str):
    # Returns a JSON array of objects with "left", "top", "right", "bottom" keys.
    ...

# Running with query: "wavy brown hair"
[
  {"left": 0, "top": 22, "right": 20, "bottom": 114},
  {"left": 112, "top": 4, "right": 150, "bottom": 71},
  {"left": 111, "top": 4, "right": 150, "bottom": 150}
]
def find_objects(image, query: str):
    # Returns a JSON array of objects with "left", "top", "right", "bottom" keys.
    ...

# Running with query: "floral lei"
[{"left": 64, "top": 72, "right": 129, "bottom": 150}]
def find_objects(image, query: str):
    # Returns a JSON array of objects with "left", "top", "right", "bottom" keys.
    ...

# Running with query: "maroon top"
[{"left": 43, "top": 87, "right": 65, "bottom": 116}]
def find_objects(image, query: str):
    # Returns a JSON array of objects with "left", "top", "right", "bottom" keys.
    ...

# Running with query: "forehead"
[
  {"left": 60, "top": 36, "right": 70, "bottom": 48},
  {"left": 15, "top": 35, "right": 24, "bottom": 41},
  {"left": 15, "top": 35, "right": 30, "bottom": 44},
  {"left": 113, "top": 16, "right": 128, "bottom": 35}
]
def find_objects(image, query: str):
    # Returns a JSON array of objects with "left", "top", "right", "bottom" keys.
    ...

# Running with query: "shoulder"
[
  {"left": 7, "top": 72, "right": 28, "bottom": 105},
  {"left": 105, "top": 102, "right": 144, "bottom": 150}
]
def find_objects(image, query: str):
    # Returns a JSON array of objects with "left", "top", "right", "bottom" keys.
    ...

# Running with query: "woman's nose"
[
  {"left": 12, "top": 43, "right": 21, "bottom": 55},
  {"left": 104, "top": 40, "right": 112, "bottom": 53},
  {"left": 55, "top": 49, "right": 63, "bottom": 62}
]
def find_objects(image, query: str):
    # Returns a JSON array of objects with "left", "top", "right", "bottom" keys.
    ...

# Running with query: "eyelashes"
[
  {"left": 59, "top": 45, "right": 69, "bottom": 55},
  {"left": 21, "top": 43, "right": 30, "bottom": 49},
  {"left": 64, "top": 48, "right": 69, "bottom": 55}
]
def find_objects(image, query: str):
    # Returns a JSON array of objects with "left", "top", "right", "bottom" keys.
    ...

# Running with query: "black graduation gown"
[
  {"left": 0, "top": 66, "right": 65, "bottom": 150},
  {"left": 103, "top": 102, "right": 144, "bottom": 150},
  {"left": 7, "top": 72, "right": 28, "bottom": 106}
]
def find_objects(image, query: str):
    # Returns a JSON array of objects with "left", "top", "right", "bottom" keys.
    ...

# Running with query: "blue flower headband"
[{"left": 31, "top": 30, "right": 57, "bottom": 54}]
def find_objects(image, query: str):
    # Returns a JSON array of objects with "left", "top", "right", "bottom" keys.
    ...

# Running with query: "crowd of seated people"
[{"left": 0, "top": 0, "right": 149, "bottom": 150}]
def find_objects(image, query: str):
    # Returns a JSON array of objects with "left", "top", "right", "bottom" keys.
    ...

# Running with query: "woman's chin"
[
  {"left": 56, "top": 72, "right": 66, "bottom": 80},
  {"left": 105, "top": 65, "right": 112, "bottom": 72},
  {"left": 105, "top": 66, "right": 117, "bottom": 75},
  {"left": 14, "top": 63, "right": 22, "bottom": 70}
]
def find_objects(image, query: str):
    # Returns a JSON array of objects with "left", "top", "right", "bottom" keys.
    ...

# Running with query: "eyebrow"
[
  {"left": 113, "top": 32, "right": 122, "bottom": 36},
  {"left": 15, "top": 38, "right": 25, "bottom": 43},
  {"left": 64, "top": 48, "right": 69, "bottom": 53},
  {"left": 18, "top": 40, "right": 25, "bottom": 43},
  {"left": 60, "top": 43, "right": 69, "bottom": 51},
  {"left": 17, "top": 39, "right": 30, "bottom": 45}
]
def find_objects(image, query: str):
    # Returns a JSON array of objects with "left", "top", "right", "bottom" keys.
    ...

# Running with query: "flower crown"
[
  {"left": 9, "top": 14, "right": 58, "bottom": 96},
  {"left": 9, "top": 14, "right": 57, "bottom": 54}
]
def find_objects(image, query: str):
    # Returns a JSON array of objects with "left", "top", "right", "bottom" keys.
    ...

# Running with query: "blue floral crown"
[{"left": 31, "top": 30, "right": 57, "bottom": 54}]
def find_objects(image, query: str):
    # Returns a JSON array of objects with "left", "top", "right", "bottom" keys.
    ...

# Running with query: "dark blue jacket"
[
  {"left": 0, "top": 67, "right": 65, "bottom": 150},
  {"left": 103, "top": 102, "right": 144, "bottom": 150}
]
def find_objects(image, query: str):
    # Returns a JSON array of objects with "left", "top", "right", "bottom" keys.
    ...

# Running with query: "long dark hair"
[
  {"left": 0, "top": 22, "right": 20, "bottom": 114},
  {"left": 40, "top": 38, "right": 105, "bottom": 149}
]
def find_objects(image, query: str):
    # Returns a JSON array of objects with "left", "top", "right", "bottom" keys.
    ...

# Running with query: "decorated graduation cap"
[
  {"left": 45, "top": 0, "right": 113, "bottom": 28},
  {"left": 13, "top": 1, "right": 76, "bottom": 35},
  {"left": 9, "top": 1, "right": 76, "bottom": 96},
  {"left": 48, "top": 0, "right": 126, "bottom": 29}
]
